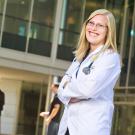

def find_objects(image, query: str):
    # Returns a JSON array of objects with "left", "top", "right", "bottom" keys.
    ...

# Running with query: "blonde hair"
[{"left": 74, "top": 9, "right": 117, "bottom": 62}]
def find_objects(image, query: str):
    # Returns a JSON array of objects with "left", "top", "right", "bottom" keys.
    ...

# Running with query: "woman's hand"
[{"left": 69, "top": 98, "right": 81, "bottom": 103}]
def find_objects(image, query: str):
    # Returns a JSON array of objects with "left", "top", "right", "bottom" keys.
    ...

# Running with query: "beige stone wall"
[{"left": 0, "top": 79, "right": 22, "bottom": 135}]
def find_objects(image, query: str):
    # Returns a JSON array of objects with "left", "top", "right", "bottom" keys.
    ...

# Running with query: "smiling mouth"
[{"left": 89, "top": 31, "right": 99, "bottom": 37}]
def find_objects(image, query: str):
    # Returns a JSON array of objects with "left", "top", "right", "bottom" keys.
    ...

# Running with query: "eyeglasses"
[{"left": 86, "top": 20, "right": 107, "bottom": 31}]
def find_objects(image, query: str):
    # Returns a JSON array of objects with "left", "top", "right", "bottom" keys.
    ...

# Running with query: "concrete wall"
[{"left": 0, "top": 79, "right": 22, "bottom": 135}]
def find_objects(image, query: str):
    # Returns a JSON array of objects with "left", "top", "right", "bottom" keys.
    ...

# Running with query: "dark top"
[
  {"left": 49, "top": 94, "right": 62, "bottom": 123},
  {"left": 0, "top": 90, "right": 5, "bottom": 114}
]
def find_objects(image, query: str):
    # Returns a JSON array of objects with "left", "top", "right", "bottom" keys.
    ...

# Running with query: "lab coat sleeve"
[
  {"left": 58, "top": 53, "right": 121, "bottom": 100},
  {"left": 57, "top": 58, "right": 79, "bottom": 105},
  {"left": 57, "top": 75, "right": 71, "bottom": 105}
]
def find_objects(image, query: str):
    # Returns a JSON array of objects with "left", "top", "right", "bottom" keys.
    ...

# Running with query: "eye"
[
  {"left": 97, "top": 24, "right": 104, "bottom": 28},
  {"left": 87, "top": 21, "right": 94, "bottom": 26}
]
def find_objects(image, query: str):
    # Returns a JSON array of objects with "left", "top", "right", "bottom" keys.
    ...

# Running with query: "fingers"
[{"left": 40, "top": 112, "right": 49, "bottom": 117}]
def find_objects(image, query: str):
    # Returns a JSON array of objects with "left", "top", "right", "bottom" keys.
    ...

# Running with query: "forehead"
[{"left": 90, "top": 14, "right": 108, "bottom": 24}]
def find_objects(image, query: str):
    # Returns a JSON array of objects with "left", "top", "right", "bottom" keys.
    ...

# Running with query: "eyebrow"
[{"left": 88, "top": 20, "right": 107, "bottom": 26}]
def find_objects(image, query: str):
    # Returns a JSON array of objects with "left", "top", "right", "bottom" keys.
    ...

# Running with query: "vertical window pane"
[
  {"left": 106, "top": 1, "right": 126, "bottom": 86},
  {"left": 84, "top": 0, "right": 105, "bottom": 19},
  {"left": 0, "top": 15, "right": 2, "bottom": 30},
  {"left": 0, "top": 0, "right": 4, "bottom": 13},
  {"left": 16, "top": 82, "right": 47, "bottom": 135},
  {"left": 116, "top": 0, "right": 134, "bottom": 86},
  {"left": 104, "top": 0, "right": 124, "bottom": 51},
  {"left": 0, "top": 0, "right": 5, "bottom": 32},
  {"left": 57, "top": 0, "right": 84, "bottom": 61},
  {"left": 1, "top": 0, "right": 31, "bottom": 51},
  {"left": 128, "top": 1, "right": 135, "bottom": 86},
  {"left": 28, "top": 0, "right": 57, "bottom": 57},
  {"left": 112, "top": 105, "right": 135, "bottom": 135}
]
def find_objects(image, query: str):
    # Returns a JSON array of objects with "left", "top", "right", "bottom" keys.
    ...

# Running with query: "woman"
[{"left": 57, "top": 9, "right": 121, "bottom": 135}]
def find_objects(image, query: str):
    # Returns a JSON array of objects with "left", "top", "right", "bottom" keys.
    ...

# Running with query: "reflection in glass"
[
  {"left": 105, "top": 0, "right": 128, "bottom": 86},
  {"left": 0, "top": 0, "right": 4, "bottom": 13},
  {"left": 57, "top": 0, "right": 84, "bottom": 61},
  {"left": 128, "top": 1, "right": 135, "bottom": 86},
  {"left": 106, "top": 0, "right": 124, "bottom": 50},
  {"left": 5, "top": 0, "right": 31, "bottom": 20},
  {"left": 31, "top": 0, "right": 56, "bottom": 42},
  {"left": 129, "top": 47, "right": 135, "bottom": 85},
  {"left": 112, "top": 104, "right": 135, "bottom": 135},
  {"left": 120, "top": 0, "right": 134, "bottom": 86},
  {"left": 28, "top": 0, "right": 56, "bottom": 57},
  {"left": 0, "top": 0, "right": 5, "bottom": 32},
  {"left": 16, "top": 82, "right": 47, "bottom": 135},
  {"left": 0, "top": 15, "right": 2, "bottom": 31},
  {"left": 1, "top": 0, "right": 31, "bottom": 51},
  {"left": 84, "top": 0, "right": 104, "bottom": 19}
]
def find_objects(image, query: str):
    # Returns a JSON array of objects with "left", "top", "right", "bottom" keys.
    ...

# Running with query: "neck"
[{"left": 90, "top": 44, "right": 103, "bottom": 52}]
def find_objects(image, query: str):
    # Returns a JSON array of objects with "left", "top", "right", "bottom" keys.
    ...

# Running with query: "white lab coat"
[{"left": 57, "top": 45, "right": 121, "bottom": 135}]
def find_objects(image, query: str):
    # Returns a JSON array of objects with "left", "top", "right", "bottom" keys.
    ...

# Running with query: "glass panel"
[
  {"left": 128, "top": 88, "right": 135, "bottom": 94},
  {"left": 115, "top": 88, "right": 126, "bottom": 95},
  {"left": 106, "top": 0, "right": 124, "bottom": 50},
  {"left": 128, "top": 0, "right": 135, "bottom": 86},
  {"left": 106, "top": 0, "right": 127, "bottom": 86},
  {"left": 28, "top": 0, "right": 56, "bottom": 57},
  {"left": 6, "top": 0, "right": 30, "bottom": 20},
  {"left": 0, "top": 0, "right": 4, "bottom": 13},
  {"left": 112, "top": 105, "right": 135, "bottom": 135},
  {"left": 0, "top": 15, "right": 2, "bottom": 30},
  {"left": 57, "top": 0, "right": 84, "bottom": 61},
  {"left": 116, "top": 0, "right": 134, "bottom": 86},
  {"left": 84, "top": 0, "right": 105, "bottom": 19},
  {"left": 16, "top": 82, "right": 47, "bottom": 135},
  {"left": 1, "top": 0, "right": 31, "bottom": 51},
  {"left": 0, "top": 0, "right": 5, "bottom": 32}
]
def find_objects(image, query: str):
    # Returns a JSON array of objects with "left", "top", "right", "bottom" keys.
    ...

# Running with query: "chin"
[{"left": 89, "top": 41, "right": 97, "bottom": 45}]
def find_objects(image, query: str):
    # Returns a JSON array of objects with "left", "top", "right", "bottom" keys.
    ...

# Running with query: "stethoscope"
[
  {"left": 76, "top": 45, "right": 109, "bottom": 78},
  {"left": 82, "top": 61, "right": 94, "bottom": 75},
  {"left": 76, "top": 56, "right": 94, "bottom": 77}
]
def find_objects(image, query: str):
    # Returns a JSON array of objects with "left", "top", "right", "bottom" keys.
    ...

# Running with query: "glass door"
[
  {"left": 16, "top": 81, "right": 47, "bottom": 135},
  {"left": 112, "top": 103, "right": 135, "bottom": 135}
]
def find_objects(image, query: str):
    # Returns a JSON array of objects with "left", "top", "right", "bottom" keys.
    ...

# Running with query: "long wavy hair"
[{"left": 74, "top": 9, "right": 117, "bottom": 62}]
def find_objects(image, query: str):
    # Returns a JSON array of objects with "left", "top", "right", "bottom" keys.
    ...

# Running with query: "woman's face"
[{"left": 86, "top": 14, "right": 108, "bottom": 49}]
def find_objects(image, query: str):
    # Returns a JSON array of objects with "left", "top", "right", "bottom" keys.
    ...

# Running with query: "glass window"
[
  {"left": 57, "top": 0, "right": 84, "bottom": 61},
  {"left": 101, "top": 0, "right": 125, "bottom": 86},
  {"left": 0, "top": 0, "right": 4, "bottom": 13},
  {"left": 84, "top": 0, "right": 105, "bottom": 19},
  {"left": 1, "top": 0, "right": 31, "bottom": 51},
  {"left": 0, "top": 15, "right": 2, "bottom": 30},
  {"left": 128, "top": 0, "right": 135, "bottom": 86},
  {"left": 28, "top": 0, "right": 57, "bottom": 57},
  {"left": 16, "top": 82, "right": 47, "bottom": 135},
  {"left": 105, "top": 0, "right": 124, "bottom": 50},
  {"left": 116, "top": 0, "right": 134, "bottom": 86},
  {"left": 0, "top": 0, "right": 5, "bottom": 32},
  {"left": 112, "top": 104, "right": 135, "bottom": 135}
]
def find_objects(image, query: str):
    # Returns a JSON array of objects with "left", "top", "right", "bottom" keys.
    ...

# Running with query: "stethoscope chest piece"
[
  {"left": 82, "top": 67, "right": 91, "bottom": 75},
  {"left": 82, "top": 61, "right": 94, "bottom": 75}
]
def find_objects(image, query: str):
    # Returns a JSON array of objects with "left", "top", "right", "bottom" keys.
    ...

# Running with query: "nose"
[{"left": 91, "top": 24, "right": 97, "bottom": 30}]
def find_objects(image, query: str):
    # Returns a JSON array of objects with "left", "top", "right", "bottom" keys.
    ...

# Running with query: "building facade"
[{"left": 0, "top": 0, "right": 135, "bottom": 135}]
